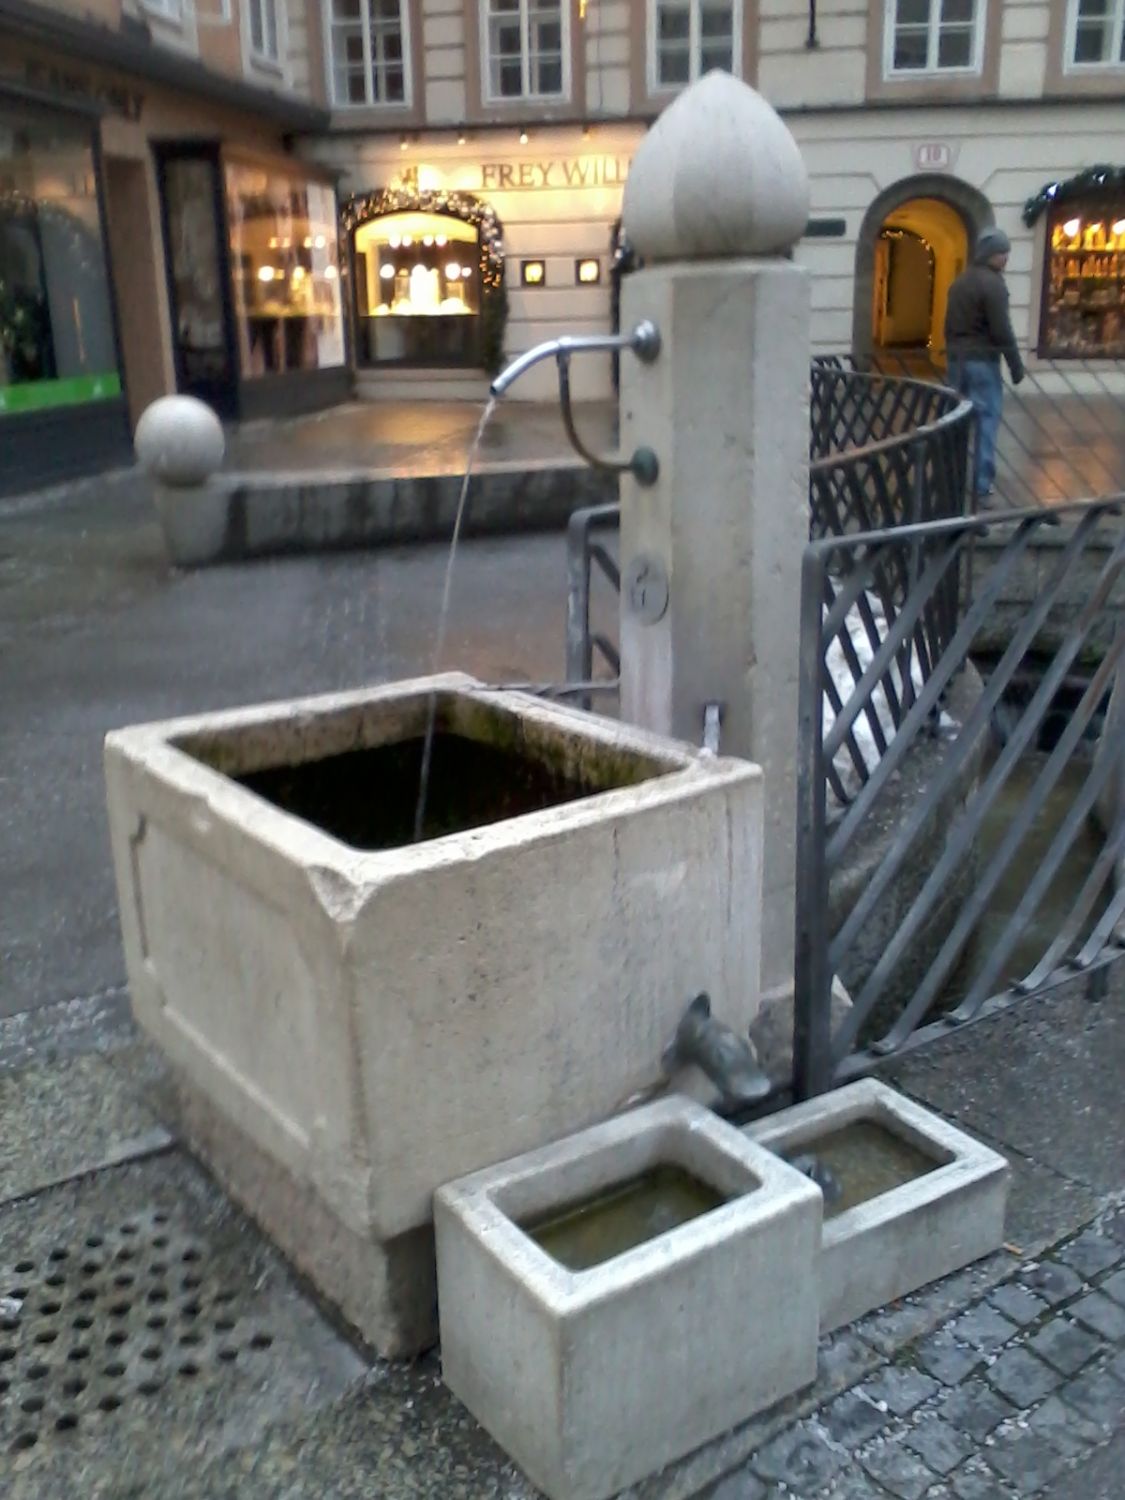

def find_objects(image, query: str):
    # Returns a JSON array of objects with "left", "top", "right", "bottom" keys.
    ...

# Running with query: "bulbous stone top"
[
  {"left": 622, "top": 71, "right": 810, "bottom": 262},
  {"left": 134, "top": 395, "right": 225, "bottom": 488}
]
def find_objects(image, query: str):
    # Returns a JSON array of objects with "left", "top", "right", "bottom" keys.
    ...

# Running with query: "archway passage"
[
  {"left": 871, "top": 197, "right": 969, "bottom": 370},
  {"left": 853, "top": 175, "right": 992, "bottom": 373}
]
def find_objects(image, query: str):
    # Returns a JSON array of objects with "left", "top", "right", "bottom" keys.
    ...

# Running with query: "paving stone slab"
[
  {"left": 987, "top": 1347, "right": 1064, "bottom": 1405},
  {"left": 1054, "top": 1231, "right": 1123, "bottom": 1280},
  {"left": 1019, "top": 1261, "right": 1086, "bottom": 1306},
  {"left": 0, "top": 1055, "right": 169, "bottom": 1208},
  {"left": 949, "top": 1460, "right": 1017, "bottom": 1498},
  {"left": 1029, "top": 1393, "right": 1108, "bottom": 1456},
  {"left": 1058, "top": 1362, "right": 1125, "bottom": 1434},
  {"left": 1027, "top": 1317, "right": 1104, "bottom": 1376},
  {"left": 818, "top": 1388, "right": 890, "bottom": 1448},
  {"left": 902, "top": 1415, "right": 974, "bottom": 1475},
  {"left": 987, "top": 1283, "right": 1050, "bottom": 1328},
  {"left": 749, "top": 1419, "right": 844, "bottom": 1495},
  {"left": 936, "top": 1380, "right": 1015, "bottom": 1439},
  {"left": 824, "top": 1470, "right": 896, "bottom": 1499},
  {"left": 915, "top": 1330, "right": 985, "bottom": 1386},
  {"left": 946, "top": 1305, "right": 1018, "bottom": 1354},
  {"left": 983, "top": 1424, "right": 1069, "bottom": 1494},
  {"left": 1068, "top": 1291, "right": 1125, "bottom": 1341},
  {"left": 858, "top": 1366, "right": 942, "bottom": 1418},
  {"left": 1100, "top": 1267, "right": 1125, "bottom": 1307},
  {"left": 857, "top": 1436, "right": 935, "bottom": 1500}
]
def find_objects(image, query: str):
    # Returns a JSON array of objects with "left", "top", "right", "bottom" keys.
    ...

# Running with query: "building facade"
[
  {"left": 0, "top": 0, "right": 347, "bottom": 491},
  {"left": 3, "top": 0, "right": 1125, "bottom": 489},
  {"left": 299, "top": 0, "right": 1125, "bottom": 403}
]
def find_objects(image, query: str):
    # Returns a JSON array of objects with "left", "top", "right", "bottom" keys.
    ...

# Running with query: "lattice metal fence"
[{"left": 794, "top": 498, "right": 1125, "bottom": 1099}]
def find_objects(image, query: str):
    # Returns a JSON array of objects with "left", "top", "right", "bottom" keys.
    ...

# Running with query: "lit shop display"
[
  {"left": 1038, "top": 196, "right": 1125, "bottom": 357},
  {"left": 224, "top": 163, "right": 345, "bottom": 376},
  {"left": 353, "top": 210, "right": 481, "bottom": 366}
]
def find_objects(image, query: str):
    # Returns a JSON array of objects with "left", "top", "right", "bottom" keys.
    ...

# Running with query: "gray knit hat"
[{"left": 975, "top": 226, "right": 1011, "bottom": 263}]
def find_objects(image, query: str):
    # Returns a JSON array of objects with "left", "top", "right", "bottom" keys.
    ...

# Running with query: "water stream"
[{"left": 413, "top": 396, "right": 498, "bottom": 842}]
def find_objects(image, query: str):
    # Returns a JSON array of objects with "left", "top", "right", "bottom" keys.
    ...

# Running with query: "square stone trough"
[
  {"left": 747, "top": 1079, "right": 1010, "bottom": 1335},
  {"left": 104, "top": 673, "right": 763, "bottom": 1356},
  {"left": 436, "top": 1096, "right": 822, "bottom": 1500}
]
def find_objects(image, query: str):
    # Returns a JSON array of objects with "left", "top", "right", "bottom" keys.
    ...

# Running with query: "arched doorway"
[{"left": 853, "top": 176, "right": 993, "bottom": 371}]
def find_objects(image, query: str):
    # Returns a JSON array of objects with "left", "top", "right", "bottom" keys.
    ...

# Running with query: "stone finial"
[
  {"left": 134, "top": 395, "right": 225, "bottom": 488},
  {"left": 622, "top": 71, "right": 810, "bottom": 262}
]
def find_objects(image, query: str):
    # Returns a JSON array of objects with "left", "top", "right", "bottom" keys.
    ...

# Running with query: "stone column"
[{"left": 618, "top": 72, "right": 811, "bottom": 1005}]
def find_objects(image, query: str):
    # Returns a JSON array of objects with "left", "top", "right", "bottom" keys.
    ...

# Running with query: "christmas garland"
[
  {"left": 1022, "top": 165, "right": 1125, "bottom": 228},
  {"left": 341, "top": 187, "right": 509, "bottom": 375}
]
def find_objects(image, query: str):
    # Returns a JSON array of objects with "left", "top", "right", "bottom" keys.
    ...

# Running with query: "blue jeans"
[{"left": 947, "top": 357, "right": 1003, "bottom": 496}]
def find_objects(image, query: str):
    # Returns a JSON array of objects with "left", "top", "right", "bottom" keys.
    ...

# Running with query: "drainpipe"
[{"left": 807, "top": 0, "right": 819, "bottom": 48}]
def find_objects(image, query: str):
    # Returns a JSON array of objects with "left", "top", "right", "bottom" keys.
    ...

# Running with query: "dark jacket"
[{"left": 944, "top": 264, "right": 1025, "bottom": 382}]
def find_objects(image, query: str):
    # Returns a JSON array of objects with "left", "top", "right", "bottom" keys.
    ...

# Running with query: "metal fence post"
[{"left": 793, "top": 545, "right": 835, "bottom": 1100}]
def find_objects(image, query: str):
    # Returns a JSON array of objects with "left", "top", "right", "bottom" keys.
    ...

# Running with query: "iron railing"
[
  {"left": 564, "top": 359, "right": 975, "bottom": 699},
  {"left": 865, "top": 348, "right": 1125, "bottom": 509},
  {"left": 794, "top": 498, "right": 1125, "bottom": 1099}
]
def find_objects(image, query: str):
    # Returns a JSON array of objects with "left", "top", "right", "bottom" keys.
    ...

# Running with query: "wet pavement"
[
  {"left": 0, "top": 382, "right": 1122, "bottom": 1494},
  {"left": 223, "top": 386, "right": 1124, "bottom": 509},
  {"left": 225, "top": 399, "right": 618, "bottom": 478}
]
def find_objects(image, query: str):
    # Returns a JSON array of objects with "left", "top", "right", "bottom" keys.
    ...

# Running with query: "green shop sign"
[{"left": 0, "top": 373, "right": 122, "bottom": 415}]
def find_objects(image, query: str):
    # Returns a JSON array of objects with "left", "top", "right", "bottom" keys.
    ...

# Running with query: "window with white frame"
[
  {"left": 483, "top": 0, "right": 568, "bottom": 101},
  {"left": 885, "top": 0, "right": 984, "bottom": 75},
  {"left": 248, "top": 0, "right": 280, "bottom": 62},
  {"left": 650, "top": 1, "right": 739, "bottom": 90},
  {"left": 1067, "top": 0, "right": 1125, "bottom": 65},
  {"left": 330, "top": 0, "right": 409, "bottom": 106},
  {"left": 144, "top": 0, "right": 184, "bottom": 21}
]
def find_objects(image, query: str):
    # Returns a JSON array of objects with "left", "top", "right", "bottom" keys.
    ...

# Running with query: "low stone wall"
[{"left": 153, "top": 461, "right": 618, "bottom": 567}]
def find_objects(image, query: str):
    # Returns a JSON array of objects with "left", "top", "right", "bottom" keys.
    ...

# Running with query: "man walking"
[{"left": 944, "top": 226, "right": 1025, "bottom": 505}]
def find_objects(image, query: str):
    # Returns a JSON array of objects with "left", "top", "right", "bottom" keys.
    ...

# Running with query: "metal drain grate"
[{"left": 0, "top": 1205, "right": 275, "bottom": 1456}]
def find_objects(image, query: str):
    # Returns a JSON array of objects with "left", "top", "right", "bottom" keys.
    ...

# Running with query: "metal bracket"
[
  {"left": 491, "top": 319, "right": 662, "bottom": 487},
  {"left": 558, "top": 354, "right": 660, "bottom": 486}
]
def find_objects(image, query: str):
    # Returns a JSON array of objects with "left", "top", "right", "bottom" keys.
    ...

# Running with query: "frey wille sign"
[{"left": 479, "top": 156, "right": 632, "bottom": 191}]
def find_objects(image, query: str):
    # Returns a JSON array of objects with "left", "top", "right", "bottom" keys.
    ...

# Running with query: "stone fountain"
[{"left": 109, "top": 69, "right": 1008, "bottom": 1500}]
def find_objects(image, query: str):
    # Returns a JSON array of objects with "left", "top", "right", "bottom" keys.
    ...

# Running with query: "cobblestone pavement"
[{"left": 701, "top": 1206, "right": 1125, "bottom": 1500}]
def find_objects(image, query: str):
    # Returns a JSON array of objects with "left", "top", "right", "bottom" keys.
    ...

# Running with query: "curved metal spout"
[
  {"left": 661, "top": 993, "right": 772, "bottom": 1108},
  {"left": 490, "top": 320, "right": 661, "bottom": 397},
  {"left": 490, "top": 320, "right": 662, "bottom": 486}
]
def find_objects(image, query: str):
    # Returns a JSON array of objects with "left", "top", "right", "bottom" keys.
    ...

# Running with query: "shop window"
[
  {"left": 649, "top": 1, "right": 738, "bottom": 90},
  {"left": 224, "top": 163, "right": 346, "bottom": 377},
  {"left": 249, "top": 0, "right": 281, "bottom": 63},
  {"left": 483, "top": 0, "right": 568, "bottom": 101},
  {"left": 1040, "top": 199, "right": 1125, "bottom": 357},
  {"left": 330, "top": 0, "right": 409, "bottom": 106},
  {"left": 885, "top": 0, "right": 984, "bottom": 75},
  {"left": 0, "top": 110, "right": 121, "bottom": 417},
  {"left": 1067, "top": 0, "right": 1125, "bottom": 66},
  {"left": 354, "top": 211, "right": 481, "bottom": 366}
]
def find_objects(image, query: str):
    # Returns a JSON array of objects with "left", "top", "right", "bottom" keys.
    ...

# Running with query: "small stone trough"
[
  {"left": 747, "top": 1079, "right": 1010, "bottom": 1334},
  {"left": 104, "top": 674, "right": 763, "bottom": 1355},
  {"left": 435, "top": 1097, "right": 821, "bottom": 1500}
]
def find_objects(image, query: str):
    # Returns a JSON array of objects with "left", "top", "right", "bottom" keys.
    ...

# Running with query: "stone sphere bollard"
[{"left": 134, "top": 395, "right": 225, "bottom": 488}]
